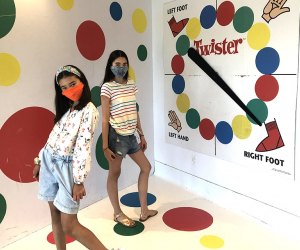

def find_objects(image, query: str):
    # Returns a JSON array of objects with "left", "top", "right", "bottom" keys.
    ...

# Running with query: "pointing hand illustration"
[
  {"left": 262, "top": 0, "right": 290, "bottom": 23},
  {"left": 168, "top": 110, "right": 182, "bottom": 132}
]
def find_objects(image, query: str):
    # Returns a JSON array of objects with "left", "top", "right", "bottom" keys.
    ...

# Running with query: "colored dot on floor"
[
  {"left": 200, "top": 235, "right": 224, "bottom": 248},
  {"left": 163, "top": 207, "right": 213, "bottom": 231},
  {"left": 47, "top": 232, "right": 75, "bottom": 244},
  {"left": 114, "top": 220, "right": 144, "bottom": 236},
  {"left": 120, "top": 192, "right": 156, "bottom": 207}
]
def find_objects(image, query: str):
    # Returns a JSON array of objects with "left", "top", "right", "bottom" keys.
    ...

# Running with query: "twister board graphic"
[{"left": 164, "top": 0, "right": 300, "bottom": 179}]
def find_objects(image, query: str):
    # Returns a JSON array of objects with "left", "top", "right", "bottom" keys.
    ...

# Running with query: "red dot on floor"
[
  {"left": 47, "top": 231, "right": 75, "bottom": 244},
  {"left": 163, "top": 207, "right": 213, "bottom": 231}
]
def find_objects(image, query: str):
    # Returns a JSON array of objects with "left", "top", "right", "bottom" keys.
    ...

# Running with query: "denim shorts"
[
  {"left": 108, "top": 126, "right": 140, "bottom": 157},
  {"left": 38, "top": 145, "right": 79, "bottom": 214}
]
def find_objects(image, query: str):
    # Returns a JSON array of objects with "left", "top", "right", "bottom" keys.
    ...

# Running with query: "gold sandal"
[
  {"left": 114, "top": 212, "right": 136, "bottom": 227},
  {"left": 139, "top": 210, "right": 158, "bottom": 222}
]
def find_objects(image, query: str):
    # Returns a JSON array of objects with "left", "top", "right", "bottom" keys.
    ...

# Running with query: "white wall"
[{"left": 152, "top": 0, "right": 300, "bottom": 237}]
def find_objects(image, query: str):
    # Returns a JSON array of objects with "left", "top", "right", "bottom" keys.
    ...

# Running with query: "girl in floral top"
[{"left": 32, "top": 65, "right": 110, "bottom": 250}]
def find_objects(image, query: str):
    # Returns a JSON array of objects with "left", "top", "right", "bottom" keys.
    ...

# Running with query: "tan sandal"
[
  {"left": 139, "top": 210, "right": 158, "bottom": 222},
  {"left": 114, "top": 212, "right": 136, "bottom": 227}
]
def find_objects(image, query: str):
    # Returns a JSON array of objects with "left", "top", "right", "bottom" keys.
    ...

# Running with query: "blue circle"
[
  {"left": 172, "top": 75, "right": 185, "bottom": 94},
  {"left": 200, "top": 5, "right": 216, "bottom": 29},
  {"left": 110, "top": 2, "right": 122, "bottom": 21},
  {"left": 120, "top": 192, "right": 157, "bottom": 207},
  {"left": 255, "top": 47, "right": 280, "bottom": 74},
  {"left": 215, "top": 121, "right": 233, "bottom": 144}
]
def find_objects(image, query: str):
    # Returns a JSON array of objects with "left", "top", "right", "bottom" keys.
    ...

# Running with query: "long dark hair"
[
  {"left": 102, "top": 50, "right": 129, "bottom": 85},
  {"left": 54, "top": 65, "right": 91, "bottom": 123}
]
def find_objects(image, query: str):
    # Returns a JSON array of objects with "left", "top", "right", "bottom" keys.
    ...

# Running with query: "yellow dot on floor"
[
  {"left": 57, "top": 0, "right": 74, "bottom": 10},
  {"left": 200, "top": 235, "right": 224, "bottom": 248},
  {"left": 0, "top": 53, "right": 20, "bottom": 86}
]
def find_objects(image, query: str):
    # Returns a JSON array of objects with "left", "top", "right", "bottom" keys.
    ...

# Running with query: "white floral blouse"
[{"left": 41, "top": 102, "right": 99, "bottom": 184}]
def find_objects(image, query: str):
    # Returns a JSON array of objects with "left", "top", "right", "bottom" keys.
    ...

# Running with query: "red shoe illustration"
[
  {"left": 168, "top": 16, "right": 189, "bottom": 37},
  {"left": 256, "top": 119, "right": 284, "bottom": 152}
]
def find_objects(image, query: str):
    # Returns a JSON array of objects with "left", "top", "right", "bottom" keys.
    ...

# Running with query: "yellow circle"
[
  {"left": 186, "top": 17, "right": 201, "bottom": 40},
  {"left": 57, "top": 0, "right": 74, "bottom": 10},
  {"left": 176, "top": 93, "right": 190, "bottom": 113},
  {"left": 200, "top": 235, "right": 224, "bottom": 248},
  {"left": 128, "top": 66, "right": 136, "bottom": 82},
  {"left": 247, "top": 22, "right": 270, "bottom": 50},
  {"left": 0, "top": 53, "right": 21, "bottom": 86},
  {"left": 232, "top": 115, "right": 252, "bottom": 139},
  {"left": 132, "top": 9, "right": 147, "bottom": 33}
]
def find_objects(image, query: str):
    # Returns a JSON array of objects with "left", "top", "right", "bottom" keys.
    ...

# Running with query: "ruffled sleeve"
[{"left": 72, "top": 102, "right": 99, "bottom": 184}]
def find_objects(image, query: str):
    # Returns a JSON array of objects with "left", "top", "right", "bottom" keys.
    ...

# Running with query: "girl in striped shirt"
[{"left": 101, "top": 50, "right": 157, "bottom": 227}]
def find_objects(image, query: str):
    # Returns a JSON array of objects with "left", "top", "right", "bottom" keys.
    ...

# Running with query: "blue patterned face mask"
[{"left": 110, "top": 66, "right": 128, "bottom": 78}]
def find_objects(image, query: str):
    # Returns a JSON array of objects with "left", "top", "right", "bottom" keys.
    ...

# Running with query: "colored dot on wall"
[
  {"left": 132, "top": 8, "right": 147, "bottom": 33},
  {"left": 137, "top": 44, "right": 147, "bottom": 61},
  {"left": 0, "top": 107, "right": 54, "bottom": 183},
  {"left": 76, "top": 20, "right": 106, "bottom": 61},
  {"left": 200, "top": 5, "right": 216, "bottom": 29},
  {"left": 186, "top": 108, "right": 200, "bottom": 129},
  {"left": 0, "top": 194, "right": 7, "bottom": 224},
  {"left": 0, "top": 53, "right": 20, "bottom": 86},
  {"left": 110, "top": 2, "right": 122, "bottom": 21},
  {"left": 0, "top": 0, "right": 16, "bottom": 38},
  {"left": 129, "top": 66, "right": 136, "bottom": 82},
  {"left": 247, "top": 22, "right": 270, "bottom": 50},
  {"left": 199, "top": 118, "right": 215, "bottom": 140},
  {"left": 171, "top": 54, "right": 184, "bottom": 74},
  {"left": 232, "top": 115, "right": 252, "bottom": 139},
  {"left": 95, "top": 134, "right": 109, "bottom": 170},
  {"left": 216, "top": 1, "right": 235, "bottom": 26},
  {"left": 233, "top": 6, "right": 254, "bottom": 33},
  {"left": 256, "top": 47, "right": 280, "bottom": 75},
  {"left": 186, "top": 17, "right": 201, "bottom": 40},
  {"left": 246, "top": 98, "right": 268, "bottom": 125},
  {"left": 215, "top": 121, "right": 233, "bottom": 144},
  {"left": 176, "top": 93, "right": 190, "bottom": 113},
  {"left": 91, "top": 86, "right": 101, "bottom": 108},
  {"left": 56, "top": 0, "right": 74, "bottom": 10},
  {"left": 255, "top": 75, "right": 279, "bottom": 102}
]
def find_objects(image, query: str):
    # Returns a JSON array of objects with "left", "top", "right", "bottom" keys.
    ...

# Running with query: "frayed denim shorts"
[
  {"left": 108, "top": 126, "right": 140, "bottom": 157},
  {"left": 38, "top": 145, "right": 79, "bottom": 214}
]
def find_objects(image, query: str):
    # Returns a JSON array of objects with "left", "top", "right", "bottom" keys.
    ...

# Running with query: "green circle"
[
  {"left": 233, "top": 6, "right": 254, "bottom": 33},
  {"left": 0, "top": 0, "right": 16, "bottom": 38},
  {"left": 176, "top": 35, "right": 190, "bottom": 56},
  {"left": 91, "top": 86, "right": 101, "bottom": 107},
  {"left": 113, "top": 220, "right": 144, "bottom": 236},
  {"left": 137, "top": 45, "right": 147, "bottom": 61},
  {"left": 246, "top": 99, "right": 268, "bottom": 125},
  {"left": 186, "top": 108, "right": 200, "bottom": 129},
  {"left": 95, "top": 134, "right": 109, "bottom": 170},
  {"left": 0, "top": 194, "right": 7, "bottom": 223}
]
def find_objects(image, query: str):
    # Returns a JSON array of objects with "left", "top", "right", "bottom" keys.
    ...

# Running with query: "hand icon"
[
  {"left": 262, "top": 0, "right": 290, "bottom": 23},
  {"left": 168, "top": 110, "right": 182, "bottom": 132}
]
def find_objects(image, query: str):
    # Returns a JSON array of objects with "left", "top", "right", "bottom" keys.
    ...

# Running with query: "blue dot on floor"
[{"left": 120, "top": 192, "right": 157, "bottom": 207}]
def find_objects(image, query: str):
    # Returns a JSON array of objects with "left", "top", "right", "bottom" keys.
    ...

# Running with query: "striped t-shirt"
[{"left": 101, "top": 79, "right": 138, "bottom": 136}]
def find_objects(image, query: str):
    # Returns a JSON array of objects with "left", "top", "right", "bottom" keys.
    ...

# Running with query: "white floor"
[{"left": 2, "top": 176, "right": 300, "bottom": 250}]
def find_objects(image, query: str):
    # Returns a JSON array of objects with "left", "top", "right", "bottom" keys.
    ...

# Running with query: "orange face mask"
[{"left": 62, "top": 82, "right": 84, "bottom": 102}]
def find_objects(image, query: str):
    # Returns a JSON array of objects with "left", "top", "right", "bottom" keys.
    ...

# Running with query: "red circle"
[
  {"left": 199, "top": 118, "right": 215, "bottom": 140},
  {"left": 217, "top": 1, "right": 235, "bottom": 26},
  {"left": 0, "top": 107, "right": 54, "bottom": 183},
  {"left": 76, "top": 20, "right": 106, "bottom": 61},
  {"left": 163, "top": 207, "right": 213, "bottom": 231},
  {"left": 255, "top": 75, "right": 279, "bottom": 101},
  {"left": 171, "top": 55, "right": 184, "bottom": 74},
  {"left": 47, "top": 231, "right": 75, "bottom": 244}
]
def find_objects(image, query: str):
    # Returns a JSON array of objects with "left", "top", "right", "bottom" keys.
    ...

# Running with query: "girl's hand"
[
  {"left": 72, "top": 183, "right": 86, "bottom": 201},
  {"left": 140, "top": 136, "right": 147, "bottom": 152},
  {"left": 33, "top": 164, "right": 40, "bottom": 181},
  {"left": 103, "top": 148, "right": 116, "bottom": 161}
]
